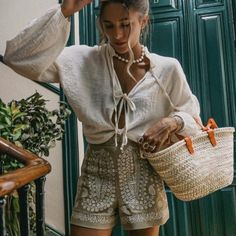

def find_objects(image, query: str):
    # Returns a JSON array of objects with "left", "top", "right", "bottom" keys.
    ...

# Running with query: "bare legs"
[
  {"left": 128, "top": 226, "right": 159, "bottom": 236},
  {"left": 71, "top": 225, "right": 159, "bottom": 236},
  {"left": 71, "top": 225, "right": 113, "bottom": 236}
]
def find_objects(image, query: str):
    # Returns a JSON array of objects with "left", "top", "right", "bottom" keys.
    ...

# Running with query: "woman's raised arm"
[
  {"left": 61, "top": 0, "right": 93, "bottom": 18},
  {"left": 3, "top": 1, "right": 92, "bottom": 83}
]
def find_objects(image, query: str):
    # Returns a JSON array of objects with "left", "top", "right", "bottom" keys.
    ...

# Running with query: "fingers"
[
  {"left": 138, "top": 134, "right": 168, "bottom": 153},
  {"left": 138, "top": 137, "right": 157, "bottom": 152},
  {"left": 138, "top": 118, "right": 175, "bottom": 153}
]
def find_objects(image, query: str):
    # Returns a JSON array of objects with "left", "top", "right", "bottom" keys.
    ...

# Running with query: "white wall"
[
  {"left": 0, "top": 0, "right": 59, "bottom": 54},
  {"left": 0, "top": 0, "right": 66, "bottom": 234}
]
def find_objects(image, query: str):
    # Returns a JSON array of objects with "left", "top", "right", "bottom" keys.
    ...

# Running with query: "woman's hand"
[
  {"left": 61, "top": 0, "right": 93, "bottom": 18},
  {"left": 138, "top": 117, "right": 183, "bottom": 153}
]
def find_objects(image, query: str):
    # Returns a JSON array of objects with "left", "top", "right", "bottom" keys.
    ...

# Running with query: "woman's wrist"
[
  {"left": 61, "top": 5, "right": 73, "bottom": 18},
  {"left": 172, "top": 116, "right": 184, "bottom": 132}
]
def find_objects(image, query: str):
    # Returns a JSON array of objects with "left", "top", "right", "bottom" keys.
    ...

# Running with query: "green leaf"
[
  {"left": 12, "top": 196, "right": 20, "bottom": 212},
  {"left": 10, "top": 101, "right": 20, "bottom": 115},
  {"left": 21, "top": 133, "right": 30, "bottom": 141},
  {"left": 0, "top": 110, "right": 9, "bottom": 117},
  {"left": 14, "top": 141, "right": 23, "bottom": 148},
  {"left": 13, "top": 124, "right": 29, "bottom": 133},
  {"left": 44, "top": 149, "right": 49, "bottom": 157},
  {"left": 1, "top": 105, "right": 11, "bottom": 115},
  {"left": 12, "top": 112, "right": 27, "bottom": 121},
  {"left": 9, "top": 162, "right": 18, "bottom": 168},
  {"left": 12, "top": 131, "right": 22, "bottom": 141},
  {"left": 2, "top": 131, "right": 10, "bottom": 137},
  {"left": 0, "top": 124, "right": 10, "bottom": 130},
  {"left": 4, "top": 116, "right": 11, "bottom": 125}
]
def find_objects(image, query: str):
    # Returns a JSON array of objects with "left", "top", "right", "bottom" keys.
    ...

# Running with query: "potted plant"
[{"left": 0, "top": 92, "right": 71, "bottom": 235}]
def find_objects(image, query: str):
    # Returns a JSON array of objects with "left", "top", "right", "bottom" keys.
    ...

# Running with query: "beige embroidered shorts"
[{"left": 71, "top": 136, "right": 169, "bottom": 230}]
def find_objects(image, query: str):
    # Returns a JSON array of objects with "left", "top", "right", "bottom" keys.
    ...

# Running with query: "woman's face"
[{"left": 100, "top": 3, "right": 148, "bottom": 54}]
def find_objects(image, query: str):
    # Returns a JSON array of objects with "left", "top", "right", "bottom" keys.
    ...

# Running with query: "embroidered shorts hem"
[
  {"left": 71, "top": 136, "right": 170, "bottom": 231},
  {"left": 121, "top": 209, "right": 169, "bottom": 230},
  {"left": 71, "top": 211, "right": 117, "bottom": 230},
  {"left": 71, "top": 209, "right": 169, "bottom": 231}
]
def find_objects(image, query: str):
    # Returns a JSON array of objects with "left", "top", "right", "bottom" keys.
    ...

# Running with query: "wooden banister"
[{"left": 0, "top": 137, "right": 51, "bottom": 197}]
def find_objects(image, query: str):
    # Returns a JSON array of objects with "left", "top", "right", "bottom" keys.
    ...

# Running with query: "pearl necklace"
[{"left": 114, "top": 45, "right": 145, "bottom": 64}]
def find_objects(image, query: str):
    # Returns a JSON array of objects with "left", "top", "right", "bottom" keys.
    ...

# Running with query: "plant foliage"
[{"left": 0, "top": 92, "right": 71, "bottom": 235}]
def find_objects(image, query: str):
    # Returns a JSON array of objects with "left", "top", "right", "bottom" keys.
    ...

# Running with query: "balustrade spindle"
[
  {"left": 0, "top": 197, "right": 6, "bottom": 236},
  {"left": 18, "top": 184, "right": 31, "bottom": 236},
  {"left": 35, "top": 176, "right": 46, "bottom": 236},
  {"left": 0, "top": 158, "right": 6, "bottom": 236}
]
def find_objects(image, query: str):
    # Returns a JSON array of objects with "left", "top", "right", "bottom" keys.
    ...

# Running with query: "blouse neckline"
[{"left": 104, "top": 44, "right": 156, "bottom": 149}]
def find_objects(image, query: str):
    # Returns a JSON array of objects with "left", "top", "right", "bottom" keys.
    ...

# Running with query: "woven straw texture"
[{"left": 143, "top": 127, "right": 235, "bottom": 201}]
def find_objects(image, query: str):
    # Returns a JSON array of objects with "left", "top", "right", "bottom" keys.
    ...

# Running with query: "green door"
[{"left": 79, "top": 0, "right": 236, "bottom": 235}]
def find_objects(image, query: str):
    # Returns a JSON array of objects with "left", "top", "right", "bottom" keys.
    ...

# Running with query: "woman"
[{"left": 4, "top": 0, "right": 201, "bottom": 235}]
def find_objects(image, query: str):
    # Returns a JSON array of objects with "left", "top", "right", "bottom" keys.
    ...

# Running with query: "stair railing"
[{"left": 0, "top": 137, "right": 51, "bottom": 236}]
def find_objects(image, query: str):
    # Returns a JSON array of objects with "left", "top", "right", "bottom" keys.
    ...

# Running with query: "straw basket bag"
[
  {"left": 143, "top": 70, "right": 235, "bottom": 201},
  {"left": 141, "top": 118, "right": 235, "bottom": 201}
]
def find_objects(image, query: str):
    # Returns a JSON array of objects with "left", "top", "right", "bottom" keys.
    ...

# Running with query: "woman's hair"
[
  {"left": 97, "top": 0, "right": 150, "bottom": 82},
  {"left": 99, "top": 0, "right": 149, "bottom": 18}
]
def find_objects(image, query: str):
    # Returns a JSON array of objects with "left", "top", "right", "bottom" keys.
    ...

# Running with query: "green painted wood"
[
  {"left": 45, "top": 225, "right": 65, "bottom": 236},
  {"left": 150, "top": 0, "right": 179, "bottom": 10},
  {"left": 61, "top": 103, "right": 79, "bottom": 236},
  {"left": 78, "top": 0, "right": 236, "bottom": 236},
  {"left": 197, "top": 14, "right": 230, "bottom": 122},
  {"left": 232, "top": 1, "right": 236, "bottom": 50},
  {"left": 195, "top": 0, "right": 223, "bottom": 9},
  {"left": 35, "top": 83, "right": 60, "bottom": 95},
  {"left": 57, "top": 2, "right": 80, "bottom": 236}
]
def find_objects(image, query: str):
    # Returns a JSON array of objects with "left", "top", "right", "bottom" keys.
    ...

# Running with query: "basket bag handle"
[
  {"left": 176, "top": 118, "right": 218, "bottom": 154},
  {"left": 151, "top": 70, "right": 218, "bottom": 154}
]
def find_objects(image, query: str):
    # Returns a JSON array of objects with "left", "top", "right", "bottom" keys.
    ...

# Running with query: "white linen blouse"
[{"left": 3, "top": 5, "right": 202, "bottom": 148}]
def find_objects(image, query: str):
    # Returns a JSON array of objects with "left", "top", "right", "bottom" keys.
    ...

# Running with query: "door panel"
[
  {"left": 150, "top": 0, "right": 179, "bottom": 10},
  {"left": 160, "top": 191, "right": 192, "bottom": 236},
  {"left": 161, "top": 188, "right": 236, "bottom": 236},
  {"left": 197, "top": 13, "right": 229, "bottom": 123},
  {"left": 150, "top": 17, "right": 183, "bottom": 58},
  {"left": 195, "top": 0, "right": 223, "bottom": 8}
]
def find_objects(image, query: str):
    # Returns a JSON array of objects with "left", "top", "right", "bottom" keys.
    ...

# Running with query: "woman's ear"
[{"left": 141, "top": 15, "right": 149, "bottom": 29}]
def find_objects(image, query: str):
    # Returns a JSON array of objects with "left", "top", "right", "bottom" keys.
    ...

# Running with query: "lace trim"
[
  {"left": 71, "top": 211, "right": 115, "bottom": 225},
  {"left": 122, "top": 208, "right": 169, "bottom": 224}
]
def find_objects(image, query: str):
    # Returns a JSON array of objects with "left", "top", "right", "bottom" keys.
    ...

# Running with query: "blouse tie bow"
[{"left": 113, "top": 92, "right": 136, "bottom": 149}]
